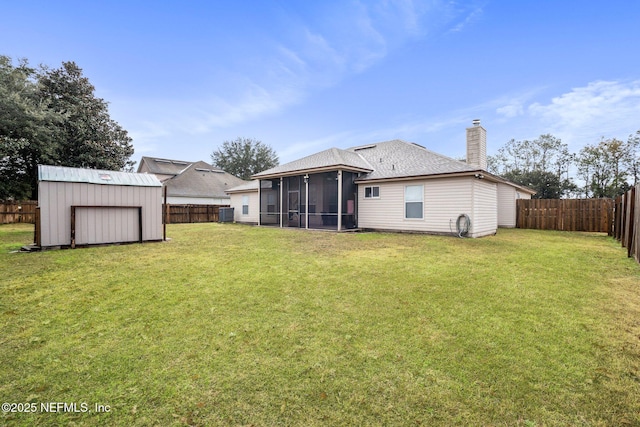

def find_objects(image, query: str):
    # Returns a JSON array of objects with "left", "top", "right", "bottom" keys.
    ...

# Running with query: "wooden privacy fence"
[
  {"left": 163, "top": 204, "right": 229, "bottom": 224},
  {"left": 0, "top": 201, "right": 38, "bottom": 224},
  {"left": 612, "top": 185, "right": 639, "bottom": 263},
  {"left": 516, "top": 198, "right": 614, "bottom": 233}
]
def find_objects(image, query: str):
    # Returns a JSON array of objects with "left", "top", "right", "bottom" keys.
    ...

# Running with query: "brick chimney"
[{"left": 466, "top": 119, "right": 487, "bottom": 170}]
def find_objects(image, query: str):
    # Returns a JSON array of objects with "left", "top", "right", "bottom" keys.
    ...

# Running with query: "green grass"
[{"left": 1, "top": 223, "right": 639, "bottom": 426}]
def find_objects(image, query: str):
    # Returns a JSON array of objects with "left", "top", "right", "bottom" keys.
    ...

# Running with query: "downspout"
[
  {"left": 279, "top": 177, "right": 283, "bottom": 228},
  {"left": 304, "top": 174, "right": 309, "bottom": 229},
  {"left": 337, "top": 170, "right": 342, "bottom": 231},
  {"left": 257, "top": 179, "right": 261, "bottom": 226}
]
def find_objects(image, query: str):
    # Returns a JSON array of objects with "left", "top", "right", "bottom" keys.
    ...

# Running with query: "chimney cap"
[{"left": 472, "top": 119, "right": 481, "bottom": 126}]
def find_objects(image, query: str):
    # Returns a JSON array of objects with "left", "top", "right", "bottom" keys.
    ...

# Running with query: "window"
[
  {"left": 405, "top": 185, "right": 423, "bottom": 219},
  {"left": 364, "top": 186, "right": 380, "bottom": 198},
  {"left": 242, "top": 195, "right": 249, "bottom": 215}
]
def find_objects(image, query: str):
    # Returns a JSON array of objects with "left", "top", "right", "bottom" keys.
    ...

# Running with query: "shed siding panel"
[
  {"left": 39, "top": 182, "right": 162, "bottom": 247},
  {"left": 358, "top": 177, "right": 478, "bottom": 234},
  {"left": 472, "top": 180, "right": 498, "bottom": 237}
]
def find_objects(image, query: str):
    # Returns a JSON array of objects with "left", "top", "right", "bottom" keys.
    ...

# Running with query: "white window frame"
[
  {"left": 404, "top": 185, "right": 424, "bottom": 219},
  {"left": 364, "top": 186, "right": 380, "bottom": 199},
  {"left": 241, "top": 195, "right": 249, "bottom": 215}
]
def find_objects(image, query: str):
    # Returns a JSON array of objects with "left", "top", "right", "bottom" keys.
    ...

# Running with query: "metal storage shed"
[{"left": 37, "top": 165, "right": 163, "bottom": 249}]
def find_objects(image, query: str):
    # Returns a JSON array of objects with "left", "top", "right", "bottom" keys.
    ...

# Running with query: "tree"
[
  {"left": 0, "top": 56, "right": 58, "bottom": 200},
  {"left": 0, "top": 56, "right": 134, "bottom": 200},
  {"left": 38, "top": 61, "right": 135, "bottom": 172},
  {"left": 502, "top": 169, "right": 570, "bottom": 199},
  {"left": 211, "top": 137, "right": 278, "bottom": 180},
  {"left": 488, "top": 134, "right": 575, "bottom": 198},
  {"left": 577, "top": 137, "right": 638, "bottom": 198}
]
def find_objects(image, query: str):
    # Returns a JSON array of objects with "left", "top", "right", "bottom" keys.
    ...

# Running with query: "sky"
[{"left": 2, "top": 0, "right": 640, "bottom": 169}]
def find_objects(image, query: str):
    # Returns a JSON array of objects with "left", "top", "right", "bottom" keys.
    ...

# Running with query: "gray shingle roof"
[
  {"left": 137, "top": 156, "right": 194, "bottom": 176},
  {"left": 252, "top": 147, "right": 373, "bottom": 178},
  {"left": 347, "top": 139, "right": 479, "bottom": 181},
  {"left": 226, "top": 180, "right": 256, "bottom": 193},
  {"left": 165, "top": 161, "right": 248, "bottom": 198}
]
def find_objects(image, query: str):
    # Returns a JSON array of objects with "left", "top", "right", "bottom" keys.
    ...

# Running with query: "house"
[
  {"left": 138, "top": 157, "right": 247, "bottom": 205},
  {"left": 36, "top": 165, "right": 163, "bottom": 249},
  {"left": 226, "top": 121, "right": 535, "bottom": 237}
]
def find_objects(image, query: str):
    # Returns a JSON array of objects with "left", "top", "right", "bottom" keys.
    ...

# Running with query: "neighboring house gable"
[
  {"left": 138, "top": 156, "right": 248, "bottom": 205},
  {"left": 138, "top": 156, "right": 191, "bottom": 182}
]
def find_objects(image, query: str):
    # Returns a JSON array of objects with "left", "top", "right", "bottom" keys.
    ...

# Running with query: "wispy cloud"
[
  {"left": 528, "top": 80, "right": 640, "bottom": 131},
  {"left": 447, "top": 2, "right": 485, "bottom": 33},
  {"left": 122, "top": 1, "right": 486, "bottom": 159}
]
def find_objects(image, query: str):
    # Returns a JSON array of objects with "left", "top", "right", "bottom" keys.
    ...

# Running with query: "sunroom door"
[{"left": 287, "top": 190, "right": 300, "bottom": 227}]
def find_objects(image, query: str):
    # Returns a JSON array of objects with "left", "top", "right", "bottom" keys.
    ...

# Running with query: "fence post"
[{"left": 627, "top": 187, "right": 636, "bottom": 258}]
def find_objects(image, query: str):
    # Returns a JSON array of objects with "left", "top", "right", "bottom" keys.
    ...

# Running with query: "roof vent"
[
  {"left": 472, "top": 119, "right": 481, "bottom": 127},
  {"left": 353, "top": 144, "right": 377, "bottom": 151}
]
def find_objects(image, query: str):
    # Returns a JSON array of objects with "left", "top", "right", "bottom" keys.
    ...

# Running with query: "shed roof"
[{"left": 38, "top": 165, "right": 162, "bottom": 187}]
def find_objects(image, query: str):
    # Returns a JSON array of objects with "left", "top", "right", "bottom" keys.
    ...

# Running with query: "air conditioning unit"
[{"left": 219, "top": 207, "right": 234, "bottom": 223}]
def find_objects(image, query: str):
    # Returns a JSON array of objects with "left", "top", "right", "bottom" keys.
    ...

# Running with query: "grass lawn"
[{"left": 1, "top": 223, "right": 640, "bottom": 426}]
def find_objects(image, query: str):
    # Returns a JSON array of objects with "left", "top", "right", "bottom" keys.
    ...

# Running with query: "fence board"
[
  {"left": 163, "top": 204, "right": 229, "bottom": 224},
  {"left": 516, "top": 199, "right": 613, "bottom": 233},
  {"left": 614, "top": 185, "right": 640, "bottom": 263},
  {"left": 0, "top": 201, "right": 38, "bottom": 224},
  {"left": 635, "top": 187, "right": 640, "bottom": 263}
]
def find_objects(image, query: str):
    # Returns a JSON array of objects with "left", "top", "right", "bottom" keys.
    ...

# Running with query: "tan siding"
[
  {"left": 230, "top": 191, "right": 259, "bottom": 224},
  {"left": 359, "top": 177, "right": 478, "bottom": 234},
  {"left": 165, "top": 196, "right": 230, "bottom": 205},
  {"left": 497, "top": 184, "right": 516, "bottom": 228},
  {"left": 38, "top": 182, "right": 162, "bottom": 247},
  {"left": 471, "top": 180, "right": 498, "bottom": 237},
  {"left": 497, "top": 184, "right": 533, "bottom": 228}
]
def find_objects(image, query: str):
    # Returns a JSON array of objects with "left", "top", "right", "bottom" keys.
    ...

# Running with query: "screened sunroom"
[
  {"left": 252, "top": 147, "right": 372, "bottom": 231},
  {"left": 258, "top": 170, "right": 359, "bottom": 231}
]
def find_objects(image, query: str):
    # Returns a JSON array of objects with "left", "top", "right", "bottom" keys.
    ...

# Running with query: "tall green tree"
[
  {"left": 38, "top": 61, "right": 134, "bottom": 172},
  {"left": 488, "top": 134, "right": 575, "bottom": 198},
  {"left": 211, "top": 137, "right": 278, "bottom": 180},
  {"left": 0, "top": 56, "right": 134, "bottom": 200},
  {"left": 0, "top": 56, "right": 58, "bottom": 200},
  {"left": 577, "top": 137, "right": 638, "bottom": 198}
]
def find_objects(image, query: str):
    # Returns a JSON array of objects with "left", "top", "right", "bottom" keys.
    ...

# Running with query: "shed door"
[{"left": 75, "top": 207, "right": 140, "bottom": 245}]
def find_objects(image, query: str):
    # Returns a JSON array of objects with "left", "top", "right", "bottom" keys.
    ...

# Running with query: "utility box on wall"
[{"left": 37, "top": 165, "right": 163, "bottom": 248}]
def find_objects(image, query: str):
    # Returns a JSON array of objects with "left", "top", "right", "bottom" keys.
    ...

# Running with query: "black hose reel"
[{"left": 456, "top": 214, "right": 471, "bottom": 237}]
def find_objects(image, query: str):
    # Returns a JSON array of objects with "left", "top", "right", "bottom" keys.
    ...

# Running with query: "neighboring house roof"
[
  {"left": 38, "top": 165, "right": 162, "bottom": 187},
  {"left": 252, "top": 147, "right": 374, "bottom": 179},
  {"left": 138, "top": 156, "right": 192, "bottom": 177},
  {"left": 164, "top": 161, "right": 247, "bottom": 198}
]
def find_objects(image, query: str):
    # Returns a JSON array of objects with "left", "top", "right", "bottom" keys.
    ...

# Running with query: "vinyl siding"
[
  {"left": 497, "top": 184, "right": 516, "bottom": 228},
  {"left": 497, "top": 184, "right": 532, "bottom": 228},
  {"left": 471, "top": 180, "right": 498, "bottom": 237},
  {"left": 38, "top": 181, "right": 162, "bottom": 247},
  {"left": 358, "top": 177, "right": 473, "bottom": 234},
  {"left": 165, "top": 196, "right": 230, "bottom": 205},
  {"left": 358, "top": 177, "right": 498, "bottom": 237},
  {"left": 229, "top": 191, "right": 259, "bottom": 224}
]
